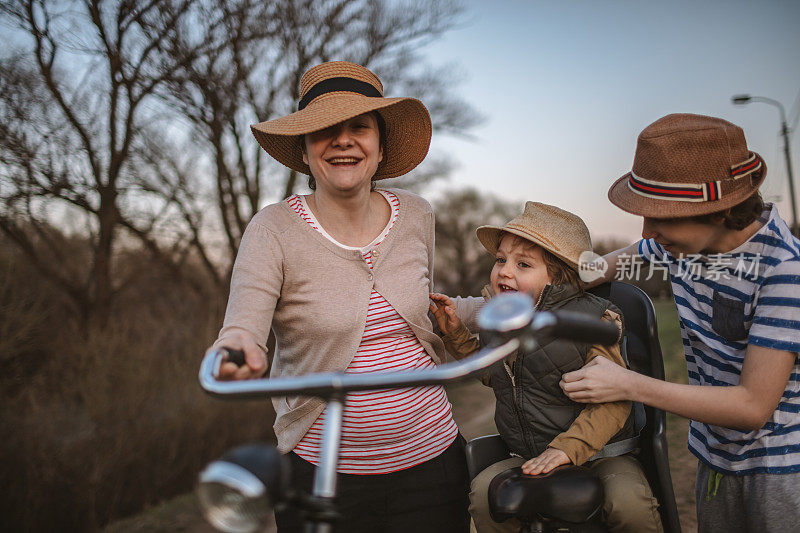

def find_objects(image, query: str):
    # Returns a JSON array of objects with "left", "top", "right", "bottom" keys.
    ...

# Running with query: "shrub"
[{"left": 0, "top": 241, "right": 275, "bottom": 531}]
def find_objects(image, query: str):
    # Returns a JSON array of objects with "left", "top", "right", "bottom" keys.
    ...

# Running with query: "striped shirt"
[
  {"left": 638, "top": 204, "right": 800, "bottom": 475},
  {"left": 287, "top": 191, "right": 458, "bottom": 474}
]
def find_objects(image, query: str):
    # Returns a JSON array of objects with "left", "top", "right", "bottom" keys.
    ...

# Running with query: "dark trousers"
[{"left": 275, "top": 435, "right": 470, "bottom": 533}]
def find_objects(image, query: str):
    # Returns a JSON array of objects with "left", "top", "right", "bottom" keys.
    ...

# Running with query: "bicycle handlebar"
[
  {"left": 198, "top": 292, "right": 621, "bottom": 401},
  {"left": 198, "top": 337, "right": 521, "bottom": 401},
  {"left": 541, "top": 309, "right": 621, "bottom": 345}
]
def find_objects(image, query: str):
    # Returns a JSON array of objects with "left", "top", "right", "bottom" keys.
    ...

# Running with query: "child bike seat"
[{"left": 487, "top": 465, "right": 604, "bottom": 524}]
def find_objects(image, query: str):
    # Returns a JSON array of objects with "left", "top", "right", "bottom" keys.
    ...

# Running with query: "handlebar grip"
[
  {"left": 222, "top": 348, "right": 246, "bottom": 367},
  {"left": 545, "top": 310, "right": 620, "bottom": 345}
]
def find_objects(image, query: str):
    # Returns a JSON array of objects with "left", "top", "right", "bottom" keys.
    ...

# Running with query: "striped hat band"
[{"left": 627, "top": 152, "right": 762, "bottom": 203}]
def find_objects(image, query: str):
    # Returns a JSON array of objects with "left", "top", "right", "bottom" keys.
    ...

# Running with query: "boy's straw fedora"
[
  {"left": 476, "top": 202, "right": 592, "bottom": 271},
  {"left": 608, "top": 113, "right": 766, "bottom": 218},
  {"left": 250, "top": 61, "right": 431, "bottom": 180}
]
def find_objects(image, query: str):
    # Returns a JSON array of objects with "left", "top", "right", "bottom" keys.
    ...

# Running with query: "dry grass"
[{"left": 0, "top": 249, "right": 276, "bottom": 532}]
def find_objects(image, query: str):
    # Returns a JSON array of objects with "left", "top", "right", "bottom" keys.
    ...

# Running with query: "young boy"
[
  {"left": 560, "top": 113, "right": 800, "bottom": 532},
  {"left": 430, "top": 202, "right": 663, "bottom": 533}
]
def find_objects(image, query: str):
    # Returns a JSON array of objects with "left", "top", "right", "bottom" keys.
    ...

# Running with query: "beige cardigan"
[{"left": 215, "top": 188, "right": 469, "bottom": 453}]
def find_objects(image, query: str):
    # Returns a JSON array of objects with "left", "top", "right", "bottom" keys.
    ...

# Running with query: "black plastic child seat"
[{"left": 465, "top": 281, "right": 682, "bottom": 533}]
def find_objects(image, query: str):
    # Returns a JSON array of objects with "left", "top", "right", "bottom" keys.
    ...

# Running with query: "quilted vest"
[{"left": 488, "top": 283, "right": 636, "bottom": 460}]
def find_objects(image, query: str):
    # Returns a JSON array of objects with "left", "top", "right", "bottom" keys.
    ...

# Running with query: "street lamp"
[{"left": 731, "top": 94, "right": 797, "bottom": 235}]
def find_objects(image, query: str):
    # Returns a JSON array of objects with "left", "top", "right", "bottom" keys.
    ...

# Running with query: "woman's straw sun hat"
[
  {"left": 608, "top": 113, "right": 766, "bottom": 218},
  {"left": 476, "top": 202, "right": 592, "bottom": 271},
  {"left": 250, "top": 61, "right": 432, "bottom": 180}
]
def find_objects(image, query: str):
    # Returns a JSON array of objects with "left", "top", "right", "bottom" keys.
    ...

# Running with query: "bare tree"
[
  {"left": 433, "top": 188, "right": 521, "bottom": 297},
  {"left": 0, "top": 0, "right": 250, "bottom": 325}
]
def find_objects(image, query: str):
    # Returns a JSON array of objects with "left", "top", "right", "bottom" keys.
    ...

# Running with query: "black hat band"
[{"left": 298, "top": 77, "right": 382, "bottom": 110}]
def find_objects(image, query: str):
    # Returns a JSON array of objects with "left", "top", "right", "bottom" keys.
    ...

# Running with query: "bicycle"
[{"left": 196, "top": 291, "right": 633, "bottom": 533}]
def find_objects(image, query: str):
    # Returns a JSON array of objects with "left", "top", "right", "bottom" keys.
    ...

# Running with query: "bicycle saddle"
[{"left": 487, "top": 465, "right": 604, "bottom": 524}]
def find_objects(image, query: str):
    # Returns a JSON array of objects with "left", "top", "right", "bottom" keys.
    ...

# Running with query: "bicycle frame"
[{"left": 199, "top": 337, "right": 521, "bottom": 532}]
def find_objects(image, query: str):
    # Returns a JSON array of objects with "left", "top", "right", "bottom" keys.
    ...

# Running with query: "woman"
[{"left": 210, "top": 61, "right": 470, "bottom": 532}]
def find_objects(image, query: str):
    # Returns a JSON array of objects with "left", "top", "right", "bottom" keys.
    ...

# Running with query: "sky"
[{"left": 420, "top": 0, "right": 800, "bottom": 242}]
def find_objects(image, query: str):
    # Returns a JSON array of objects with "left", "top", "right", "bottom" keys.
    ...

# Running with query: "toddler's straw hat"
[
  {"left": 608, "top": 113, "right": 766, "bottom": 218},
  {"left": 476, "top": 202, "right": 592, "bottom": 271},
  {"left": 250, "top": 61, "right": 432, "bottom": 180}
]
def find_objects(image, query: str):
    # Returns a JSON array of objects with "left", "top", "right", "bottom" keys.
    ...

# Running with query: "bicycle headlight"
[
  {"left": 197, "top": 444, "right": 289, "bottom": 533},
  {"left": 478, "top": 292, "right": 535, "bottom": 346}
]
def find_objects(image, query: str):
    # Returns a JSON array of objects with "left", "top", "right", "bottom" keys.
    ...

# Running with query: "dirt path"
[{"left": 666, "top": 415, "right": 698, "bottom": 532}]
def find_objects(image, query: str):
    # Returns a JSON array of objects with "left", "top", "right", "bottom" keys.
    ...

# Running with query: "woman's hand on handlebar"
[{"left": 213, "top": 331, "right": 268, "bottom": 380}]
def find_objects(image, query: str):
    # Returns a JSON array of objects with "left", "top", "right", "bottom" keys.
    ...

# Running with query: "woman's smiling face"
[
  {"left": 490, "top": 234, "right": 552, "bottom": 304},
  {"left": 302, "top": 113, "right": 383, "bottom": 194}
]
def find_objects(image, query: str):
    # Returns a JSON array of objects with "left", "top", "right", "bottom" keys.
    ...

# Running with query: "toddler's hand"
[
  {"left": 429, "top": 292, "right": 462, "bottom": 336},
  {"left": 521, "top": 447, "right": 571, "bottom": 476}
]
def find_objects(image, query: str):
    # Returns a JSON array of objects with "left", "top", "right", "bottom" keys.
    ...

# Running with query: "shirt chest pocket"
[{"left": 711, "top": 291, "right": 747, "bottom": 342}]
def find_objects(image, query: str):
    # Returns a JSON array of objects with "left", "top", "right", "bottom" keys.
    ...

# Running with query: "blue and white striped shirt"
[{"left": 639, "top": 204, "right": 800, "bottom": 475}]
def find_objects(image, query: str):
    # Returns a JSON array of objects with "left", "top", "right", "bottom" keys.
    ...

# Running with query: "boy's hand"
[
  {"left": 560, "top": 355, "right": 633, "bottom": 403},
  {"left": 429, "top": 292, "right": 462, "bottom": 336},
  {"left": 521, "top": 447, "right": 571, "bottom": 475}
]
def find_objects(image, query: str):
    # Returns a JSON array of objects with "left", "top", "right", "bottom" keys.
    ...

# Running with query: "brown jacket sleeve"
[
  {"left": 441, "top": 322, "right": 480, "bottom": 360},
  {"left": 442, "top": 322, "right": 502, "bottom": 387},
  {"left": 548, "top": 309, "right": 632, "bottom": 466}
]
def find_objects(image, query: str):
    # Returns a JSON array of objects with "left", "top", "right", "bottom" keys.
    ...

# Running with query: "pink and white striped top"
[{"left": 287, "top": 191, "right": 458, "bottom": 474}]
